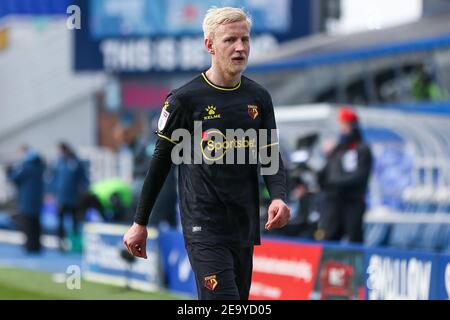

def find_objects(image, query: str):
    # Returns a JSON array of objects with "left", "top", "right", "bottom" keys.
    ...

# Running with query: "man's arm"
[
  {"left": 262, "top": 153, "right": 291, "bottom": 230},
  {"left": 7, "top": 163, "right": 27, "bottom": 185},
  {"left": 123, "top": 138, "right": 174, "bottom": 259},
  {"left": 259, "top": 90, "right": 290, "bottom": 230},
  {"left": 134, "top": 139, "right": 174, "bottom": 225},
  {"left": 124, "top": 93, "right": 187, "bottom": 259},
  {"left": 262, "top": 153, "right": 287, "bottom": 202}
]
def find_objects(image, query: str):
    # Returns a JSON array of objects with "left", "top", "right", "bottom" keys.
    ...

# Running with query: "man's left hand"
[{"left": 265, "top": 199, "right": 291, "bottom": 231}]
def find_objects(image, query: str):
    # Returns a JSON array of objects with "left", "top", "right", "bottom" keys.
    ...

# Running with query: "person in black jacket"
[{"left": 318, "top": 107, "right": 373, "bottom": 243}]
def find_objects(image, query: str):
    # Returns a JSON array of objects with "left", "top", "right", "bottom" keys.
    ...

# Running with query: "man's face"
[
  {"left": 60, "top": 149, "right": 68, "bottom": 159},
  {"left": 207, "top": 20, "right": 250, "bottom": 76},
  {"left": 339, "top": 122, "right": 352, "bottom": 134}
]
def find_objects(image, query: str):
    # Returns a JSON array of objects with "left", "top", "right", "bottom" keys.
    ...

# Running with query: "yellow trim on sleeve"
[
  {"left": 201, "top": 73, "right": 241, "bottom": 91},
  {"left": 259, "top": 142, "right": 279, "bottom": 149},
  {"left": 157, "top": 133, "right": 177, "bottom": 145}
]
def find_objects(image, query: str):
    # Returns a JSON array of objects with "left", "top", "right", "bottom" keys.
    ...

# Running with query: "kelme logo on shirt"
[{"left": 203, "top": 105, "right": 221, "bottom": 120}]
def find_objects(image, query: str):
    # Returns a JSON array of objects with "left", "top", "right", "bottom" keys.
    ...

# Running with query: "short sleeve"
[{"left": 156, "top": 93, "right": 188, "bottom": 144}]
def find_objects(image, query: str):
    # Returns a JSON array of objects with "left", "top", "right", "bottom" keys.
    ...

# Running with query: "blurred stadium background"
[{"left": 1, "top": 0, "right": 450, "bottom": 300}]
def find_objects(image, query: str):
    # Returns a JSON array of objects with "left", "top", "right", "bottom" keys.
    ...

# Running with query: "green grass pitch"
[{"left": 0, "top": 267, "right": 185, "bottom": 300}]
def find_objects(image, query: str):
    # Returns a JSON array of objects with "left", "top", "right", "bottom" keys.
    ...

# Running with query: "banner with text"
[
  {"left": 250, "top": 239, "right": 322, "bottom": 300},
  {"left": 364, "top": 248, "right": 440, "bottom": 300},
  {"left": 74, "top": 0, "right": 312, "bottom": 73},
  {"left": 158, "top": 229, "right": 197, "bottom": 297},
  {"left": 438, "top": 254, "right": 450, "bottom": 300},
  {"left": 82, "top": 223, "right": 163, "bottom": 292}
]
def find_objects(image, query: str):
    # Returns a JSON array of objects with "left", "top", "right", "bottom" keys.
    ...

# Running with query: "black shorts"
[{"left": 186, "top": 242, "right": 254, "bottom": 300}]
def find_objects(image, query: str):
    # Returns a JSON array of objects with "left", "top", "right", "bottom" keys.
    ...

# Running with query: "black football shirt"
[{"left": 135, "top": 73, "right": 287, "bottom": 247}]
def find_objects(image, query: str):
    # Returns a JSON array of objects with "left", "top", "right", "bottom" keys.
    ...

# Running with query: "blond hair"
[{"left": 202, "top": 7, "right": 252, "bottom": 40}]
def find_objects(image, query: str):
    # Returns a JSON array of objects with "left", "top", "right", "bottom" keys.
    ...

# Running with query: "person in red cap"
[
  {"left": 317, "top": 107, "right": 373, "bottom": 243},
  {"left": 339, "top": 107, "right": 358, "bottom": 123}
]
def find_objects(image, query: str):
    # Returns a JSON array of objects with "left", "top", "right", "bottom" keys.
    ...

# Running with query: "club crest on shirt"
[
  {"left": 248, "top": 105, "right": 259, "bottom": 119},
  {"left": 204, "top": 275, "right": 218, "bottom": 291}
]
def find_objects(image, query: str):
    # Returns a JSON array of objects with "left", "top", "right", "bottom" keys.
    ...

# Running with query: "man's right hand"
[{"left": 123, "top": 222, "right": 148, "bottom": 259}]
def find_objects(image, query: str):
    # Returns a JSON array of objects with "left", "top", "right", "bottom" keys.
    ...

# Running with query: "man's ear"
[{"left": 204, "top": 38, "right": 215, "bottom": 55}]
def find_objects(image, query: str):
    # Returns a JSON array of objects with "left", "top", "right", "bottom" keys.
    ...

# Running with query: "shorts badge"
[{"left": 204, "top": 275, "right": 218, "bottom": 291}]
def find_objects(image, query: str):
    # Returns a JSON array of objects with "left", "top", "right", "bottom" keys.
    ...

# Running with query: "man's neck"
[{"left": 205, "top": 67, "right": 241, "bottom": 87}]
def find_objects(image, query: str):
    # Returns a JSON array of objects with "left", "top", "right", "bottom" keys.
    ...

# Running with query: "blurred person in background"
[
  {"left": 412, "top": 63, "right": 445, "bottom": 102},
  {"left": 114, "top": 124, "right": 178, "bottom": 227},
  {"left": 113, "top": 122, "right": 150, "bottom": 180},
  {"left": 317, "top": 107, "right": 373, "bottom": 243},
  {"left": 49, "top": 142, "right": 89, "bottom": 251},
  {"left": 79, "top": 177, "right": 133, "bottom": 223},
  {"left": 7, "top": 145, "right": 45, "bottom": 253},
  {"left": 123, "top": 7, "right": 290, "bottom": 300},
  {"left": 288, "top": 133, "right": 321, "bottom": 239}
]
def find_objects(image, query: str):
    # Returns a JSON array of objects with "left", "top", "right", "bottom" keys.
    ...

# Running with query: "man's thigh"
[
  {"left": 233, "top": 245, "right": 253, "bottom": 300},
  {"left": 186, "top": 243, "right": 240, "bottom": 300}
]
